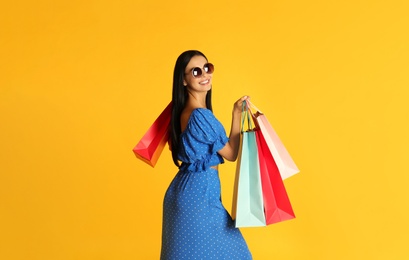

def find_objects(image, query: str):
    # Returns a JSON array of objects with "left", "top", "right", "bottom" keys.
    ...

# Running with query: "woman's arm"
[{"left": 218, "top": 96, "right": 250, "bottom": 161}]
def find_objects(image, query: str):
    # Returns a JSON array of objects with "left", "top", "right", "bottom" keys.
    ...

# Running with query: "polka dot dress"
[{"left": 161, "top": 108, "right": 252, "bottom": 260}]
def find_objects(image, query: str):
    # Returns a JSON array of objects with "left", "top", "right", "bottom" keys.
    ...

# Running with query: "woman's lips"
[{"left": 200, "top": 79, "right": 210, "bottom": 85}]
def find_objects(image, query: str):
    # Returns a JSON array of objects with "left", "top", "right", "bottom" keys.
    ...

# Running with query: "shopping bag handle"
[
  {"left": 246, "top": 100, "right": 263, "bottom": 114},
  {"left": 241, "top": 101, "right": 253, "bottom": 132},
  {"left": 245, "top": 100, "right": 262, "bottom": 129}
]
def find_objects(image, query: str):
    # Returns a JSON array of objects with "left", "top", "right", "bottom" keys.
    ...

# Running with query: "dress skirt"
[{"left": 160, "top": 168, "right": 252, "bottom": 260}]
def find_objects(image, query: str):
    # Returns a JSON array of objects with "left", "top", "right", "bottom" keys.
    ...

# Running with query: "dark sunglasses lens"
[
  {"left": 205, "top": 63, "right": 214, "bottom": 74},
  {"left": 192, "top": 67, "right": 202, "bottom": 77}
]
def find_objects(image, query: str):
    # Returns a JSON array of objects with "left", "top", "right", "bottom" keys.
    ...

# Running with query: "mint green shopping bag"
[{"left": 231, "top": 104, "right": 266, "bottom": 228}]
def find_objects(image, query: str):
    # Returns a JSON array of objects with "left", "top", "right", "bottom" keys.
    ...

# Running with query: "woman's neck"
[{"left": 187, "top": 91, "right": 207, "bottom": 108}]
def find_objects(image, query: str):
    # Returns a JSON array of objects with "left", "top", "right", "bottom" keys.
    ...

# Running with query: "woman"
[{"left": 160, "top": 50, "right": 252, "bottom": 259}]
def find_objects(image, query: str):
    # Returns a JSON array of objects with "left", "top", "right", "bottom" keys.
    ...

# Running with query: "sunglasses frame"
[{"left": 185, "top": 63, "right": 214, "bottom": 78}]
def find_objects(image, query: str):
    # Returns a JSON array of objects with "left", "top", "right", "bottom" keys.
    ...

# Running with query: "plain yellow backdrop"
[{"left": 1, "top": 0, "right": 408, "bottom": 259}]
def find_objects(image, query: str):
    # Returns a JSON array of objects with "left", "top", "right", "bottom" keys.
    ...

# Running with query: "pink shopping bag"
[{"left": 248, "top": 101, "right": 299, "bottom": 179}]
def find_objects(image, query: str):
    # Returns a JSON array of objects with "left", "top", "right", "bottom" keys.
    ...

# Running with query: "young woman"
[{"left": 160, "top": 50, "right": 252, "bottom": 259}]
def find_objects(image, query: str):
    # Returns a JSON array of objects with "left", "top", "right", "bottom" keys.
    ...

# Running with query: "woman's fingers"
[{"left": 233, "top": 95, "right": 250, "bottom": 113}]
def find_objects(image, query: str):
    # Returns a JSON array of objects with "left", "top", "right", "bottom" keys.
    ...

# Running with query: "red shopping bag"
[
  {"left": 133, "top": 102, "right": 172, "bottom": 167},
  {"left": 256, "top": 129, "right": 295, "bottom": 224}
]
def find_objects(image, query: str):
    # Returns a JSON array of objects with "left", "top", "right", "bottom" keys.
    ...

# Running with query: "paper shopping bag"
[
  {"left": 256, "top": 129, "right": 295, "bottom": 224},
  {"left": 232, "top": 105, "right": 266, "bottom": 228},
  {"left": 249, "top": 101, "right": 299, "bottom": 179},
  {"left": 133, "top": 102, "right": 171, "bottom": 167}
]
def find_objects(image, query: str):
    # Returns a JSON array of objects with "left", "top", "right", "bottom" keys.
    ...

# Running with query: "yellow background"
[{"left": 1, "top": 0, "right": 408, "bottom": 259}]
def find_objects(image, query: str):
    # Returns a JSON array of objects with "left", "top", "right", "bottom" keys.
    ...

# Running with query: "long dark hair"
[{"left": 170, "top": 50, "right": 213, "bottom": 167}]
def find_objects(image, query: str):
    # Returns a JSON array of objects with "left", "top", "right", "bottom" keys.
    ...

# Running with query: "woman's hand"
[{"left": 232, "top": 95, "right": 250, "bottom": 115}]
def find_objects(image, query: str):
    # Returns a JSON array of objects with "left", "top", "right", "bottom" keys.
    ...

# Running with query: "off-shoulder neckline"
[{"left": 181, "top": 108, "right": 211, "bottom": 135}]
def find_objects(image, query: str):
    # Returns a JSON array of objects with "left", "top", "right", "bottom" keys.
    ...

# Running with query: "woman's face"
[{"left": 183, "top": 55, "right": 212, "bottom": 93}]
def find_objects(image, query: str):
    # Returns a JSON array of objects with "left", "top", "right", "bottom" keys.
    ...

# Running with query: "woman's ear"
[{"left": 183, "top": 80, "right": 187, "bottom": 86}]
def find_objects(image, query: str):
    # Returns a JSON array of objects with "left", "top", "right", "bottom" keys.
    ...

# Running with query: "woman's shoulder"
[
  {"left": 188, "top": 107, "right": 215, "bottom": 123},
  {"left": 191, "top": 107, "right": 212, "bottom": 116},
  {"left": 181, "top": 107, "right": 207, "bottom": 130},
  {"left": 181, "top": 107, "right": 218, "bottom": 132}
]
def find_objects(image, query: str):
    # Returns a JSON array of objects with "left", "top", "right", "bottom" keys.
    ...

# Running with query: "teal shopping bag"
[{"left": 231, "top": 104, "right": 266, "bottom": 228}]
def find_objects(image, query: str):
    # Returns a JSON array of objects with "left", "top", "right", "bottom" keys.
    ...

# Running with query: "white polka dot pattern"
[{"left": 160, "top": 109, "right": 252, "bottom": 260}]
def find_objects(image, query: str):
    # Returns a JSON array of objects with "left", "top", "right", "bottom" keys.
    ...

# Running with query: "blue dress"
[{"left": 160, "top": 108, "right": 252, "bottom": 260}]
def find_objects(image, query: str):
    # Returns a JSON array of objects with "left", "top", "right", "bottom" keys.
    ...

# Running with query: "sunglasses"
[{"left": 185, "top": 63, "right": 214, "bottom": 78}]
